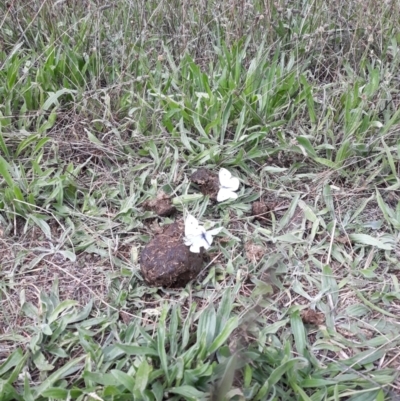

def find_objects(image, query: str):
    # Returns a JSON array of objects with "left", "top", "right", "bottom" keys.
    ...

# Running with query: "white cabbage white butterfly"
[
  {"left": 184, "top": 214, "right": 223, "bottom": 253},
  {"left": 217, "top": 168, "right": 240, "bottom": 202}
]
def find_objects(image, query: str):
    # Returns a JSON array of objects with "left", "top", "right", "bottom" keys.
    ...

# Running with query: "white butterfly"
[
  {"left": 217, "top": 168, "right": 240, "bottom": 202},
  {"left": 184, "top": 214, "right": 223, "bottom": 253}
]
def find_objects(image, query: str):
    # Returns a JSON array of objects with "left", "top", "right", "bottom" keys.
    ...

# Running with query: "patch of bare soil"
[
  {"left": 48, "top": 112, "right": 118, "bottom": 165},
  {"left": 0, "top": 222, "right": 112, "bottom": 356}
]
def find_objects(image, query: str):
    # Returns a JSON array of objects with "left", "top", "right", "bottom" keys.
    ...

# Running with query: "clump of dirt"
[
  {"left": 142, "top": 191, "right": 177, "bottom": 217},
  {"left": 300, "top": 309, "right": 325, "bottom": 325},
  {"left": 251, "top": 201, "right": 271, "bottom": 220},
  {"left": 140, "top": 221, "right": 204, "bottom": 287},
  {"left": 190, "top": 168, "right": 219, "bottom": 201},
  {"left": 252, "top": 200, "right": 281, "bottom": 224},
  {"left": 245, "top": 241, "right": 265, "bottom": 262}
]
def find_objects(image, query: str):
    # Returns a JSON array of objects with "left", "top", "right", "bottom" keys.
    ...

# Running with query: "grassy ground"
[{"left": 1, "top": 0, "right": 400, "bottom": 400}]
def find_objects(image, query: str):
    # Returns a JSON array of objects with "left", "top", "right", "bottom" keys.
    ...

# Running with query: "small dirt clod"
[
  {"left": 142, "top": 191, "right": 177, "bottom": 217},
  {"left": 190, "top": 168, "right": 219, "bottom": 201},
  {"left": 245, "top": 241, "right": 265, "bottom": 262},
  {"left": 300, "top": 309, "right": 325, "bottom": 325},
  {"left": 252, "top": 201, "right": 270, "bottom": 220}
]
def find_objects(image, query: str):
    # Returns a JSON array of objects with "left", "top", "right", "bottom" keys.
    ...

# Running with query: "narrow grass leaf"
[
  {"left": 85, "top": 129, "right": 103, "bottom": 146},
  {"left": 24, "top": 374, "right": 34, "bottom": 401},
  {"left": 0, "top": 131, "right": 10, "bottom": 157},
  {"left": 193, "top": 112, "right": 208, "bottom": 138},
  {"left": 375, "top": 390, "right": 386, "bottom": 401},
  {"left": 0, "top": 156, "right": 14, "bottom": 187},
  {"left": 343, "top": 348, "right": 386, "bottom": 367},
  {"left": 181, "top": 303, "right": 196, "bottom": 350},
  {"left": 197, "top": 305, "right": 216, "bottom": 350},
  {"left": 169, "top": 385, "right": 206, "bottom": 400},
  {"left": 349, "top": 195, "right": 373, "bottom": 223},
  {"left": 381, "top": 139, "right": 398, "bottom": 180},
  {"left": 0, "top": 348, "right": 25, "bottom": 376},
  {"left": 33, "top": 355, "right": 85, "bottom": 397},
  {"left": 33, "top": 137, "right": 51, "bottom": 155},
  {"left": 83, "top": 371, "right": 118, "bottom": 386},
  {"left": 296, "top": 136, "right": 317, "bottom": 158},
  {"left": 215, "top": 289, "right": 234, "bottom": 334},
  {"left": 42, "top": 89, "right": 77, "bottom": 111},
  {"left": 157, "top": 305, "right": 170, "bottom": 382},
  {"left": 48, "top": 300, "right": 78, "bottom": 323},
  {"left": 66, "top": 300, "right": 93, "bottom": 324},
  {"left": 214, "top": 353, "right": 237, "bottom": 401},
  {"left": 299, "top": 75, "right": 316, "bottom": 124},
  {"left": 233, "top": 107, "right": 246, "bottom": 142},
  {"left": 15, "top": 134, "right": 40, "bottom": 157},
  {"left": 323, "top": 184, "right": 334, "bottom": 213},
  {"left": 290, "top": 310, "right": 306, "bottom": 356},
  {"left": 275, "top": 233, "right": 305, "bottom": 244},
  {"left": 57, "top": 250, "right": 76, "bottom": 262},
  {"left": 262, "top": 319, "right": 289, "bottom": 335},
  {"left": 0, "top": 382, "right": 24, "bottom": 401},
  {"left": 207, "top": 316, "right": 238, "bottom": 355},
  {"left": 28, "top": 215, "right": 52, "bottom": 240},
  {"left": 134, "top": 359, "right": 151, "bottom": 394},
  {"left": 349, "top": 234, "right": 394, "bottom": 250},
  {"left": 353, "top": 289, "right": 398, "bottom": 318},
  {"left": 5, "top": 350, "right": 29, "bottom": 385},
  {"left": 255, "top": 358, "right": 308, "bottom": 400},
  {"left": 263, "top": 166, "right": 288, "bottom": 173},
  {"left": 276, "top": 194, "right": 300, "bottom": 233},
  {"left": 220, "top": 94, "right": 232, "bottom": 144},
  {"left": 301, "top": 378, "right": 338, "bottom": 387},
  {"left": 243, "top": 364, "right": 252, "bottom": 388},
  {"left": 375, "top": 189, "right": 399, "bottom": 229},
  {"left": 335, "top": 140, "right": 351, "bottom": 166},
  {"left": 291, "top": 383, "right": 312, "bottom": 401},
  {"left": 115, "top": 345, "right": 159, "bottom": 357},
  {"left": 380, "top": 101, "right": 400, "bottom": 136},
  {"left": 111, "top": 370, "right": 135, "bottom": 393},
  {"left": 314, "top": 157, "right": 337, "bottom": 168},
  {"left": 38, "top": 109, "right": 57, "bottom": 133},
  {"left": 299, "top": 201, "right": 318, "bottom": 224},
  {"left": 322, "top": 265, "right": 339, "bottom": 307},
  {"left": 169, "top": 306, "right": 179, "bottom": 358},
  {"left": 41, "top": 388, "right": 69, "bottom": 399},
  {"left": 344, "top": 304, "right": 370, "bottom": 318}
]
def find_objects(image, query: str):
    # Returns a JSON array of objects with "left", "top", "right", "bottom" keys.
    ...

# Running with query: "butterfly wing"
[
  {"left": 189, "top": 239, "right": 202, "bottom": 253},
  {"left": 203, "top": 233, "right": 213, "bottom": 249},
  {"left": 185, "top": 216, "right": 223, "bottom": 253},
  {"left": 217, "top": 188, "right": 238, "bottom": 202},
  {"left": 185, "top": 215, "right": 208, "bottom": 252},
  {"left": 184, "top": 237, "right": 193, "bottom": 246},
  {"left": 187, "top": 228, "right": 223, "bottom": 252},
  {"left": 207, "top": 227, "right": 223, "bottom": 236},
  {"left": 226, "top": 176, "right": 240, "bottom": 191},
  {"left": 219, "top": 168, "right": 232, "bottom": 185},
  {"left": 218, "top": 168, "right": 239, "bottom": 203},
  {"left": 188, "top": 233, "right": 209, "bottom": 252},
  {"left": 219, "top": 168, "right": 240, "bottom": 190},
  {"left": 185, "top": 214, "right": 203, "bottom": 238},
  {"left": 203, "top": 227, "right": 223, "bottom": 250}
]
